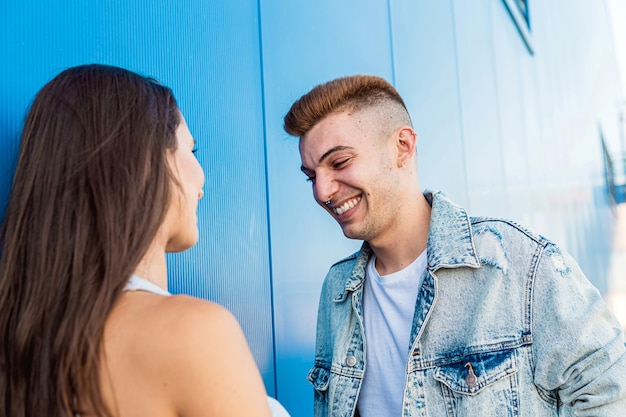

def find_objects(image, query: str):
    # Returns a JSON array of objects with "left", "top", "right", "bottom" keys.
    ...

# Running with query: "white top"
[
  {"left": 124, "top": 274, "right": 171, "bottom": 296},
  {"left": 357, "top": 250, "right": 428, "bottom": 417}
]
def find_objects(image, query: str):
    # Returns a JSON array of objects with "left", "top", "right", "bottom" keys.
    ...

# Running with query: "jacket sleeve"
[
  {"left": 308, "top": 271, "right": 334, "bottom": 417},
  {"left": 531, "top": 243, "right": 626, "bottom": 415}
]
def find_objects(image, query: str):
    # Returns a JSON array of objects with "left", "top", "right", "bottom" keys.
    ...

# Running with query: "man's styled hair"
[{"left": 284, "top": 74, "right": 411, "bottom": 137}]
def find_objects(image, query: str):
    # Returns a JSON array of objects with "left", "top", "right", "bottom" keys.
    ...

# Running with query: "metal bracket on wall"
[{"left": 502, "top": 0, "right": 534, "bottom": 55}]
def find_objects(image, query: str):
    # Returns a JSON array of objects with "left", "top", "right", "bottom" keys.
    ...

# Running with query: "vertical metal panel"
[
  {"left": 451, "top": 0, "right": 508, "bottom": 216},
  {"left": 490, "top": 0, "right": 534, "bottom": 226},
  {"left": 486, "top": 0, "right": 619, "bottom": 295},
  {"left": 390, "top": 0, "right": 469, "bottom": 206},
  {"left": 0, "top": 0, "right": 275, "bottom": 393},
  {"left": 260, "top": 1, "right": 393, "bottom": 414},
  {"left": 515, "top": 0, "right": 618, "bottom": 290}
]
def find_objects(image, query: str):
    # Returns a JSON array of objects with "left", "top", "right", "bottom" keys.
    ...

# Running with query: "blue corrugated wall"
[
  {"left": 0, "top": 0, "right": 276, "bottom": 396},
  {"left": 1, "top": 1, "right": 624, "bottom": 416}
]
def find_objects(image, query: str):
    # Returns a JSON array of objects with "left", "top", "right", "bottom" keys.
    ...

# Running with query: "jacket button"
[
  {"left": 346, "top": 356, "right": 357, "bottom": 367},
  {"left": 464, "top": 362, "right": 477, "bottom": 387},
  {"left": 465, "top": 373, "right": 477, "bottom": 387}
]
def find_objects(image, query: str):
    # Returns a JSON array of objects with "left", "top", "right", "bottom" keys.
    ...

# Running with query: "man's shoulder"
[
  {"left": 428, "top": 189, "right": 551, "bottom": 247},
  {"left": 427, "top": 190, "right": 556, "bottom": 264},
  {"left": 469, "top": 215, "right": 550, "bottom": 247}
]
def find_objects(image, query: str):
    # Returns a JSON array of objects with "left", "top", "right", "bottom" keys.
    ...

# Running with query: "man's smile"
[{"left": 331, "top": 195, "right": 362, "bottom": 216}]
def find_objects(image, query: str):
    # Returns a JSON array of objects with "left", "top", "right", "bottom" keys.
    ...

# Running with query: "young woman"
[{"left": 0, "top": 64, "right": 286, "bottom": 417}]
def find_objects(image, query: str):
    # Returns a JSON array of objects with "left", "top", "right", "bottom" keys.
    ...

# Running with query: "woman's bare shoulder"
[
  {"left": 117, "top": 293, "right": 250, "bottom": 367},
  {"left": 108, "top": 293, "right": 236, "bottom": 345},
  {"left": 158, "top": 294, "right": 240, "bottom": 338},
  {"left": 108, "top": 293, "right": 271, "bottom": 416}
]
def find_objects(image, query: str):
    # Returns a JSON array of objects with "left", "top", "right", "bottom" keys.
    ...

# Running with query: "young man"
[{"left": 284, "top": 75, "right": 626, "bottom": 416}]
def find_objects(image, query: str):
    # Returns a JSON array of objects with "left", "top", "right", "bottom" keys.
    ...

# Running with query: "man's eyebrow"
[
  {"left": 300, "top": 146, "right": 354, "bottom": 173},
  {"left": 318, "top": 146, "right": 353, "bottom": 163}
]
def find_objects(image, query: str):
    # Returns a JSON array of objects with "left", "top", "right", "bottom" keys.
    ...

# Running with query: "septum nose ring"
[{"left": 325, "top": 200, "right": 331, "bottom": 206}]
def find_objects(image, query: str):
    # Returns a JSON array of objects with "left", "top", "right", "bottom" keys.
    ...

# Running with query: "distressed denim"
[{"left": 308, "top": 191, "right": 626, "bottom": 417}]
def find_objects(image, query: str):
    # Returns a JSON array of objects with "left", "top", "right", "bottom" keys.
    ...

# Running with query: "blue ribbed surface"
[
  {"left": 260, "top": 0, "right": 394, "bottom": 412},
  {"left": 0, "top": 0, "right": 274, "bottom": 394}
]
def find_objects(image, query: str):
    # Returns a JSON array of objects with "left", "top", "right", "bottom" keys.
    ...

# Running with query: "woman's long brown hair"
[{"left": 0, "top": 64, "right": 180, "bottom": 416}]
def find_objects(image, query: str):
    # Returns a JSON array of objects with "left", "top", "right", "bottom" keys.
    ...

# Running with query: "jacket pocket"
[
  {"left": 434, "top": 348, "right": 517, "bottom": 394},
  {"left": 433, "top": 348, "right": 519, "bottom": 416}
]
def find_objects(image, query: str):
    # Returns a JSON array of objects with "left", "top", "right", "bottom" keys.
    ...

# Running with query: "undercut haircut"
[{"left": 284, "top": 74, "right": 412, "bottom": 137}]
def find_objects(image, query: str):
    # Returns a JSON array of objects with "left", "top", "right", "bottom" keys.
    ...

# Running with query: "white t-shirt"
[{"left": 357, "top": 250, "right": 428, "bottom": 417}]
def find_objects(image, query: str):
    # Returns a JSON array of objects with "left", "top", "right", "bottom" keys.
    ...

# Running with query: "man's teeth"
[{"left": 334, "top": 197, "right": 361, "bottom": 215}]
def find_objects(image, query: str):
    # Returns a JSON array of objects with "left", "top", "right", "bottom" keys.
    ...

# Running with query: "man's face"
[{"left": 299, "top": 110, "right": 403, "bottom": 245}]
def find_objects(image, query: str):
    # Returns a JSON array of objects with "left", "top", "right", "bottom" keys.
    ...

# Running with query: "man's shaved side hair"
[{"left": 284, "top": 75, "right": 412, "bottom": 138}]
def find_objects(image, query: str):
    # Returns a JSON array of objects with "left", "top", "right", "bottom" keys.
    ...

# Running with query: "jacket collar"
[{"left": 424, "top": 190, "right": 480, "bottom": 272}]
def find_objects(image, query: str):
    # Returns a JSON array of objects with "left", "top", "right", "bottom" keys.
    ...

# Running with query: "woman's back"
[{"left": 99, "top": 277, "right": 272, "bottom": 416}]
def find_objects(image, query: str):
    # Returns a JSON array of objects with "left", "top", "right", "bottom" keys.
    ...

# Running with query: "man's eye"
[
  {"left": 305, "top": 176, "right": 316, "bottom": 183},
  {"left": 333, "top": 158, "right": 349, "bottom": 168}
]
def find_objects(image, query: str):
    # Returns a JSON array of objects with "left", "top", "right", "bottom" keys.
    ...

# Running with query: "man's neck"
[{"left": 369, "top": 193, "right": 431, "bottom": 276}]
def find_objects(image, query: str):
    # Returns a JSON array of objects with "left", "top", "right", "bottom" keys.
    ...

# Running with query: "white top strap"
[{"left": 124, "top": 274, "right": 171, "bottom": 296}]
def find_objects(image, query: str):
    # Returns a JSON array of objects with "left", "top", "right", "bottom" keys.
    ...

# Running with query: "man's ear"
[{"left": 396, "top": 127, "right": 417, "bottom": 167}]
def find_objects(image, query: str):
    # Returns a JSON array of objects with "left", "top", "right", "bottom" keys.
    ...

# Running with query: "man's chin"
[{"left": 341, "top": 227, "right": 364, "bottom": 241}]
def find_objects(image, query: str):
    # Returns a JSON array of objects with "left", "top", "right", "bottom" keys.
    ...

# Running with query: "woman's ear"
[{"left": 396, "top": 127, "right": 417, "bottom": 168}]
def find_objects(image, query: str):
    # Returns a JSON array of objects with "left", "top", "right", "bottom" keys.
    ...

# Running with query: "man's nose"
[{"left": 314, "top": 171, "right": 337, "bottom": 206}]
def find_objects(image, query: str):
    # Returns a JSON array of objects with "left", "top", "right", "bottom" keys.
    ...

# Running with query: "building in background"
[
  {"left": 1, "top": 1, "right": 624, "bottom": 416},
  {"left": 606, "top": 0, "right": 626, "bottom": 327}
]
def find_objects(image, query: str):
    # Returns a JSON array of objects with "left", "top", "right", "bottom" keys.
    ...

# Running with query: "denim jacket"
[{"left": 307, "top": 191, "right": 626, "bottom": 416}]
